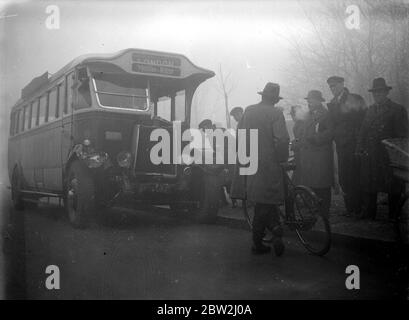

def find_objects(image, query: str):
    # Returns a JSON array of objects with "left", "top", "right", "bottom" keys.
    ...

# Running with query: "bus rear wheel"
[
  {"left": 65, "top": 160, "right": 95, "bottom": 228},
  {"left": 11, "top": 168, "right": 24, "bottom": 211}
]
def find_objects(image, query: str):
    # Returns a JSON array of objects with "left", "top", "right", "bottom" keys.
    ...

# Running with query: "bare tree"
[
  {"left": 282, "top": 0, "right": 409, "bottom": 107},
  {"left": 216, "top": 64, "right": 236, "bottom": 128}
]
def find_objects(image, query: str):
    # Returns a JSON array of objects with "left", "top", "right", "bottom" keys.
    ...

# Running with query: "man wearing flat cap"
[
  {"left": 231, "top": 82, "right": 289, "bottom": 256},
  {"left": 327, "top": 75, "right": 362, "bottom": 216},
  {"left": 356, "top": 78, "right": 408, "bottom": 220}
]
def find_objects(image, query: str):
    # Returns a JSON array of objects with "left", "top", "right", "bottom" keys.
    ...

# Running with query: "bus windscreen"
[{"left": 93, "top": 72, "right": 149, "bottom": 111}]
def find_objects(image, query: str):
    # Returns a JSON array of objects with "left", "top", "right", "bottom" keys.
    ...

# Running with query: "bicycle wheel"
[{"left": 291, "top": 186, "right": 331, "bottom": 256}]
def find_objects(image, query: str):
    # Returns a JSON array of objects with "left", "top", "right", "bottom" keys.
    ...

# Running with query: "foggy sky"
[{"left": 0, "top": 1, "right": 317, "bottom": 126}]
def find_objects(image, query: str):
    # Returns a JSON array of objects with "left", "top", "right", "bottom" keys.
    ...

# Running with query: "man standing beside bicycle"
[
  {"left": 231, "top": 82, "right": 290, "bottom": 256},
  {"left": 292, "top": 90, "right": 334, "bottom": 217}
]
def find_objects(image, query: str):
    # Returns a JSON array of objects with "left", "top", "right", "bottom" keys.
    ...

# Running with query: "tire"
[
  {"left": 292, "top": 186, "right": 331, "bottom": 256},
  {"left": 11, "top": 168, "right": 25, "bottom": 211},
  {"left": 64, "top": 160, "right": 95, "bottom": 228}
]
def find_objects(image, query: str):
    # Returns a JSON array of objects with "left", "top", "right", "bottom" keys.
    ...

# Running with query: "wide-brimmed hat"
[
  {"left": 305, "top": 90, "right": 325, "bottom": 102},
  {"left": 327, "top": 76, "right": 344, "bottom": 85},
  {"left": 258, "top": 82, "right": 283, "bottom": 100},
  {"left": 368, "top": 77, "right": 392, "bottom": 92}
]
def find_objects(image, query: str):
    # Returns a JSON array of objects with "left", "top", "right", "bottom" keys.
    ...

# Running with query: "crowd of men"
[{"left": 199, "top": 76, "right": 408, "bottom": 256}]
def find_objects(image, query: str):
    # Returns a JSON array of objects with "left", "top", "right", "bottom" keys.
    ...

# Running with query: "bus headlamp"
[{"left": 116, "top": 151, "right": 132, "bottom": 168}]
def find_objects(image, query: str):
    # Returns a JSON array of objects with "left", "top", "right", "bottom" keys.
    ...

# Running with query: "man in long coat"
[
  {"left": 327, "top": 76, "right": 361, "bottom": 216},
  {"left": 294, "top": 90, "right": 334, "bottom": 216},
  {"left": 356, "top": 78, "right": 408, "bottom": 220},
  {"left": 231, "top": 82, "right": 289, "bottom": 256}
]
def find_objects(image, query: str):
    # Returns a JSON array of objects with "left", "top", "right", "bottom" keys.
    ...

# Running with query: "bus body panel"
[{"left": 8, "top": 118, "right": 64, "bottom": 192}]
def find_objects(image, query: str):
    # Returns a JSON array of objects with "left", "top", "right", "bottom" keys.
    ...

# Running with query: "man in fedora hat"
[
  {"left": 231, "top": 82, "right": 289, "bottom": 256},
  {"left": 294, "top": 90, "right": 334, "bottom": 216},
  {"left": 356, "top": 77, "right": 408, "bottom": 220}
]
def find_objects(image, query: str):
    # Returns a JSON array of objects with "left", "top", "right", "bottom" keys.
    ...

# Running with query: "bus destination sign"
[{"left": 131, "top": 53, "right": 182, "bottom": 76}]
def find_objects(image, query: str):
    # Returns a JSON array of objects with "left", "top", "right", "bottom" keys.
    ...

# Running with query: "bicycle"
[{"left": 242, "top": 159, "right": 332, "bottom": 256}]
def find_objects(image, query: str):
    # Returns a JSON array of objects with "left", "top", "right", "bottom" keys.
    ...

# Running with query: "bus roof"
[{"left": 13, "top": 48, "right": 215, "bottom": 109}]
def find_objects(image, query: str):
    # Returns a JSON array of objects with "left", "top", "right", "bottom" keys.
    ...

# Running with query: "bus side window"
[
  {"left": 157, "top": 96, "right": 171, "bottom": 121},
  {"left": 76, "top": 80, "right": 91, "bottom": 109},
  {"left": 14, "top": 110, "right": 20, "bottom": 134},
  {"left": 65, "top": 73, "right": 74, "bottom": 114},
  {"left": 24, "top": 105, "right": 30, "bottom": 130},
  {"left": 19, "top": 108, "right": 25, "bottom": 133},
  {"left": 33, "top": 99, "right": 39, "bottom": 126},
  {"left": 75, "top": 68, "right": 91, "bottom": 109},
  {"left": 10, "top": 112, "right": 15, "bottom": 135},
  {"left": 48, "top": 88, "right": 58, "bottom": 121},
  {"left": 27, "top": 104, "right": 33, "bottom": 129},
  {"left": 57, "top": 82, "right": 65, "bottom": 118},
  {"left": 39, "top": 94, "right": 47, "bottom": 125},
  {"left": 175, "top": 90, "right": 186, "bottom": 122}
]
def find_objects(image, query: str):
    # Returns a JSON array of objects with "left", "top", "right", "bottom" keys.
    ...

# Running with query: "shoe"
[
  {"left": 251, "top": 244, "right": 271, "bottom": 255},
  {"left": 273, "top": 238, "right": 285, "bottom": 257}
]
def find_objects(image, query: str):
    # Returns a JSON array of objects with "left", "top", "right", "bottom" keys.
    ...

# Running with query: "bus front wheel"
[{"left": 65, "top": 160, "right": 95, "bottom": 228}]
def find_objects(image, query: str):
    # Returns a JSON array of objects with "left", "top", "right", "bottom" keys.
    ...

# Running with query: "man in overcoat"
[
  {"left": 231, "top": 82, "right": 289, "bottom": 256},
  {"left": 327, "top": 75, "right": 362, "bottom": 216},
  {"left": 356, "top": 78, "right": 408, "bottom": 219},
  {"left": 295, "top": 90, "right": 334, "bottom": 216}
]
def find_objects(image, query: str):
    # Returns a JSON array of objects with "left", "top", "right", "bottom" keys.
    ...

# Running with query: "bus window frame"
[
  {"left": 38, "top": 94, "right": 48, "bottom": 125},
  {"left": 65, "top": 72, "right": 74, "bottom": 115},
  {"left": 26, "top": 104, "right": 32, "bottom": 130},
  {"left": 56, "top": 81, "right": 64, "bottom": 118},
  {"left": 15, "top": 110, "right": 20, "bottom": 134},
  {"left": 48, "top": 87, "right": 58, "bottom": 122},
  {"left": 91, "top": 75, "right": 151, "bottom": 113},
  {"left": 44, "top": 91, "right": 50, "bottom": 123},
  {"left": 156, "top": 96, "right": 172, "bottom": 121},
  {"left": 10, "top": 112, "right": 15, "bottom": 135},
  {"left": 35, "top": 98, "right": 40, "bottom": 127},
  {"left": 175, "top": 90, "right": 186, "bottom": 122},
  {"left": 19, "top": 107, "right": 25, "bottom": 133}
]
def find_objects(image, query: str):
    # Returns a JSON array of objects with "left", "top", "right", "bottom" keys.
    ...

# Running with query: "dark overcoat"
[
  {"left": 327, "top": 88, "right": 352, "bottom": 148},
  {"left": 293, "top": 105, "right": 334, "bottom": 188},
  {"left": 356, "top": 98, "right": 408, "bottom": 193},
  {"left": 230, "top": 101, "right": 289, "bottom": 204}
]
